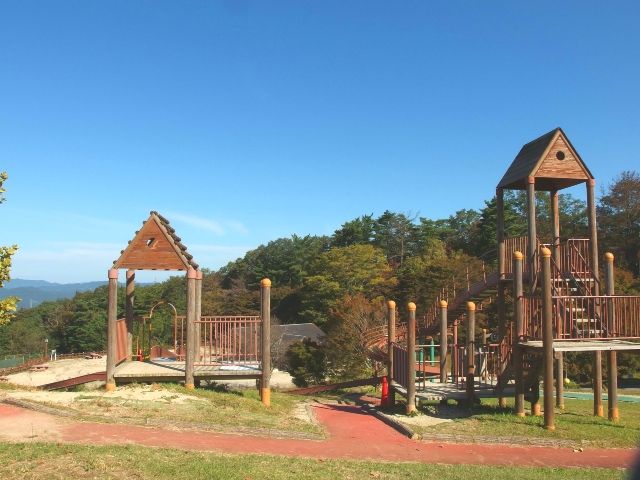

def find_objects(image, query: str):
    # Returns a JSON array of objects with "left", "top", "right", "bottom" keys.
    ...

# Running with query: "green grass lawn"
[
  {"left": 0, "top": 443, "right": 627, "bottom": 480},
  {"left": 402, "top": 397, "right": 640, "bottom": 448}
]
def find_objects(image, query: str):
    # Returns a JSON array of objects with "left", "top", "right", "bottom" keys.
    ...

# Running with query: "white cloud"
[{"left": 167, "top": 212, "right": 248, "bottom": 237}]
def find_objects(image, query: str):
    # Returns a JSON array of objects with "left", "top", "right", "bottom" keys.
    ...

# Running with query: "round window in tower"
[{"left": 556, "top": 150, "right": 566, "bottom": 160}]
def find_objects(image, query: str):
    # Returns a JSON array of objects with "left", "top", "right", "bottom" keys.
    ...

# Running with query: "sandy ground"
[
  {"left": 214, "top": 369, "right": 294, "bottom": 389},
  {"left": 4, "top": 356, "right": 295, "bottom": 390},
  {"left": 3, "top": 384, "right": 206, "bottom": 406},
  {"left": 5, "top": 358, "right": 106, "bottom": 387},
  {"left": 385, "top": 412, "right": 452, "bottom": 427}
]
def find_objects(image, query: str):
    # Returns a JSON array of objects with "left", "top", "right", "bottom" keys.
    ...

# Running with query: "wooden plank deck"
[
  {"left": 391, "top": 380, "right": 514, "bottom": 402},
  {"left": 114, "top": 360, "right": 261, "bottom": 384},
  {"left": 522, "top": 339, "right": 640, "bottom": 353}
]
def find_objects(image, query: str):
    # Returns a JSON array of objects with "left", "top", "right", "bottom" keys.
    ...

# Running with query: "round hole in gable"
[
  {"left": 556, "top": 150, "right": 566, "bottom": 160},
  {"left": 146, "top": 238, "right": 156, "bottom": 248}
]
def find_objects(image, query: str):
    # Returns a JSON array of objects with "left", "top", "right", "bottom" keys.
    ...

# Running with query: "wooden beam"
[
  {"left": 527, "top": 177, "right": 537, "bottom": 294},
  {"left": 406, "top": 302, "right": 417, "bottom": 414},
  {"left": 260, "top": 279, "right": 272, "bottom": 406},
  {"left": 125, "top": 270, "right": 135, "bottom": 362},
  {"left": 106, "top": 269, "right": 118, "bottom": 391},
  {"left": 184, "top": 267, "right": 197, "bottom": 389},
  {"left": 541, "top": 247, "right": 555, "bottom": 430}
]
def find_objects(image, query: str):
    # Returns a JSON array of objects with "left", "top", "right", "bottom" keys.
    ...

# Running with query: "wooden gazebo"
[
  {"left": 106, "top": 211, "right": 203, "bottom": 390},
  {"left": 106, "top": 212, "right": 272, "bottom": 405}
]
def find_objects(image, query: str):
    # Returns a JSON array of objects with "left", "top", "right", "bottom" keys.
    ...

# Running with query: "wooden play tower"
[
  {"left": 106, "top": 211, "right": 272, "bottom": 405},
  {"left": 372, "top": 128, "right": 640, "bottom": 428}
]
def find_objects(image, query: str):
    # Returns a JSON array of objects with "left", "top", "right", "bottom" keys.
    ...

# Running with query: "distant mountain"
[{"left": 1, "top": 279, "right": 107, "bottom": 309}]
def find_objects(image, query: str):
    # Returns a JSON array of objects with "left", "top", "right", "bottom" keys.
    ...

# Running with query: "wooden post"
[
  {"left": 406, "top": 302, "right": 417, "bottom": 415},
  {"left": 604, "top": 253, "right": 619, "bottom": 421},
  {"left": 497, "top": 188, "right": 505, "bottom": 278},
  {"left": 594, "top": 352, "right": 603, "bottom": 417},
  {"left": 513, "top": 251, "right": 525, "bottom": 416},
  {"left": 466, "top": 302, "right": 476, "bottom": 405},
  {"left": 185, "top": 267, "right": 197, "bottom": 389},
  {"left": 550, "top": 191, "right": 564, "bottom": 410},
  {"left": 195, "top": 270, "right": 203, "bottom": 362},
  {"left": 496, "top": 187, "right": 506, "bottom": 408},
  {"left": 452, "top": 321, "right": 458, "bottom": 383},
  {"left": 125, "top": 270, "right": 135, "bottom": 362},
  {"left": 586, "top": 179, "right": 600, "bottom": 294},
  {"left": 526, "top": 176, "right": 537, "bottom": 294},
  {"left": 439, "top": 300, "right": 448, "bottom": 384},
  {"left": 387, "top": 300, "right": 397, "bottom": 406},
  {"left": 541, "top": 247, "right": 555, "bottom": 430},
  {"left": 106, "top": 268, "right": 118, "bottom": 391},
  {"left": 261, "top": 278, "right": 272, "bottom": 406}
]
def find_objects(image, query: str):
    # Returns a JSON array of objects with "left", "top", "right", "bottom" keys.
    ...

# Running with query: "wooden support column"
[
  {"left": 452, "top": 321, "right": 459, "bottom": 382},
  {"left": 195, "top": 270, "right": 203, "bottom": 363},
  {"left": 496, "top": 190, "right": 507, "bottom": 408},
  {"left": 439, "top": 300, "right": 448, "bottom": 384},
  {"left": 125, "top": 270, "right": 135, "bottom": 362},
  {"left": 406, "top": 302, "right": 417, "bottom": 415},
  {"left": 541, "top": 247, "right": 555, "bottom": 430},
  {"left": 550, "top": 191, "right": 564, "bottom": 410},
  {"left": 106, "top": 268, "right": 118, "bottom": 391},
  {"left": 387, "top": 300, "right": 396, "bottom": 407},
  {"left": 513, "top": 251, "right": 525, "bottom": 416},
  {"left": 497, "top": 188, "right": 505, "bottom": 278},
  {"left": 466, "top": 302, "right": 476, "bottom": 405},
  {"left": 527, "top": 176, "right": 538, "bottom": 294},
  {"left": 260, "top": 278, "right": 272, "bottom": 406},
  {"left": 605, "top": 253, "right": 619, "bottom": 421},
  {"left": 594, "top": 352, "right": 603, "bottom": 417},
  {"left": 586, "top": 179, "right": 600, "bottom": 294},
  {"left": 185, "top": 267, "right": 197, "bottom": 389}
]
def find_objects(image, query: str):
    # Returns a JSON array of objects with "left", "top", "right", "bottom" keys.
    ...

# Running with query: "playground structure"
[
  {"left": 106, "top": 211, "right": 272, "bottom": 405},
  {"left": 368, "top": 128, "right": 640, "bottom": 429}
]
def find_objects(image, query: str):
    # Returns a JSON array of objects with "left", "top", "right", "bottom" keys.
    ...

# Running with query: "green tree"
[
  {"left": 325, "top": 294, "right": 385, "bottom": 381},
  {"left": 285, "top": 338, "right": 327, "bottom": 387},
  {"left": 299, "top": 244, "right": 396, "bottom": 327},
  {"left": 373, "top": 211, "right": 418, "bottom": 267},
  {"left": 332, "top": 214, "right": 376, "bottom": 247},
  {"left": 598, "top": 171, "right": 640, "bottom": 276},
  {"left": 0, "top": 171, "right": 18, "bottom": 325}
]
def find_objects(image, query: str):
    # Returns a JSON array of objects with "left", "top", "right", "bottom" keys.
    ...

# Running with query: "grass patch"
[
  {"left": 404, "top": 397, "right": 640, "bottom": 448},
  {"left": 4, "top": 383, "right": 321, "bottom": 437},
  {"left": 0, "top": 442, "right": 626, "bottom": 479},
  {"left": 0, "top": 382, "right": 35, "bottom": 391}
]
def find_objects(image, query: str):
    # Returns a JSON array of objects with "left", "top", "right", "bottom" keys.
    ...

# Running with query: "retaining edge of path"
[{"left": 360, "top": 403, "right": 419, "bottom": 440}]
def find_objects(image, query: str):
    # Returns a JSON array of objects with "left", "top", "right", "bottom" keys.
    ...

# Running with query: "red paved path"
[{"left": 0, "top": 402, "right": 636, "bottom": 468}]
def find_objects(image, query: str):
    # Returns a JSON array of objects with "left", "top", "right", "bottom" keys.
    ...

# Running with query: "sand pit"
[
  {"left": 4, "top": 384, "right": 205, "bottom": 407},
  {"left": 6, "top": 357, "right": 106, "bottom": 387}
]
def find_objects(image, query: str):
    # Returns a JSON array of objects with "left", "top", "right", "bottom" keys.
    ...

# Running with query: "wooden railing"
[
  {"left": 503, "top": 236, "right": 530, "bottom": 275},
  {"left": 196, "top": 316, "right": 261, "bottom": 365},
  {"left": 523, "top": 295, "right": 640, "bottom": 341},
  {"left": 392, "top": 343, "right": 409, "bottom": 389},
  {"left": 561, "top": 239, "right": 591, "bottom": 279}
]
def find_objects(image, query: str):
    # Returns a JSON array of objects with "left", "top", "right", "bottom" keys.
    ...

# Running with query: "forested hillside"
[{"left": 1, "top": 171, "right": 639, "bottom": 382}]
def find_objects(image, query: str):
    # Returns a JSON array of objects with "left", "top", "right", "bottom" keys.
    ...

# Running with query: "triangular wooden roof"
[
  {"left": 113, "top": 211, "right": 198, "bottom": 271},
  {"left": 497, "top": 128, "right": 594, "bottom": 191}
]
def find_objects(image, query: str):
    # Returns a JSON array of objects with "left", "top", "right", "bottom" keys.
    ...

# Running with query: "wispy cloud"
[
  {"left": 167, "top": 212, "right": 248, "bottom": 236},
  {"left": 16, "top": 242, "right": 121, "bottom": 262}
]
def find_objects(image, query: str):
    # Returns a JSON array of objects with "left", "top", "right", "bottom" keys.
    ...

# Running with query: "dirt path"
[{"left": 0, "top": 402, "right": 636, "bottom": 468}]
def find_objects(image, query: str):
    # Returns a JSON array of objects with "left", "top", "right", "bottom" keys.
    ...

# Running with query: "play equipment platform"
[{"left": 113, "top": 360, "right": 261, "bottom": 384}]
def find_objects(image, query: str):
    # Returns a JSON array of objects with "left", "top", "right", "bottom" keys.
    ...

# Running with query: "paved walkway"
[{"left": 0, "top": 402, "right": 636, "bottom": 468}]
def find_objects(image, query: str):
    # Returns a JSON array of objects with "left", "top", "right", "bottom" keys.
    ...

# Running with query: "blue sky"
[{"left": 1, "top": 1, "right": 639, "bottom": 283}]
